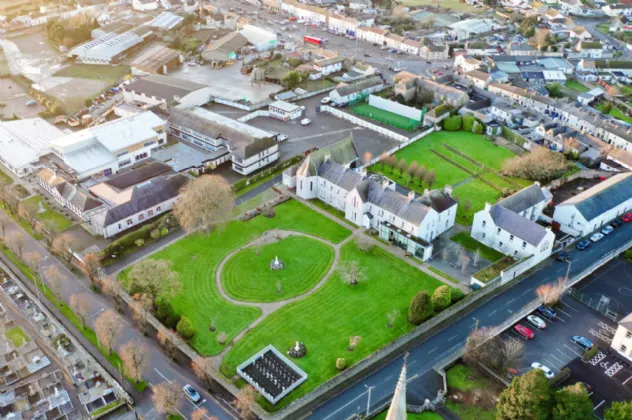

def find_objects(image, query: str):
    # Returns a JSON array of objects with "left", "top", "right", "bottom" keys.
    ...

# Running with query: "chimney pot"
[{"left": 408, "top": 190, "right": 416, "bottom": 200}]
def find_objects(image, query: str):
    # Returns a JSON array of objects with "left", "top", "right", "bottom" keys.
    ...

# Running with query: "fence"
[
  {"left": 321, "top": 105, "right": 410, "bottom": 142},
  {"left": 361, "top": 126, "right": 436, "bottom": 168},
  {"left": 237, "top": 110, "right": 270, "bottom": 122}
]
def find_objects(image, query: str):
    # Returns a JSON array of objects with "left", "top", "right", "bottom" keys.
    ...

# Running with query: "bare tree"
[
  {"left": 536, "top": 277, "right": 568, "bottom": 307},
  {"left": 192, "top": 357, "right": 218, "bottom": 390},
  {"left": 23, "top": 251, "right": 41, "bottom": 272},
  {"left": 51, "top": 233, "right": 76, "bottom": 264},
  {"left": 82, "top": 253, "right": 101, "bottom": 290},
  {"left": 173, "top": 175, "right": 235, "bottom": 234},
  {"left": 157, "top": 329, "right": 182, "bottom": 360},
  {"left": 338, "top": 260, "right": 367, "bottom": 286},
  {"left": 386, "top": 309, "right": 400, "bottom": 328},
  {"left": 502, "top": 146, "right": 571, "bottom": 182},
  {"left": 500, "top": 338, "right": 525, "bottom": 369},
  {"left": 424, "top": 170, "right": 436, "bottom": 189},
  {"left": 396, "top": 157, "right": 408, "bottom": 176},
  {"left": 127, "top": 259, "right": 181, "bottom": 309},
  {"left": 234, "top": 385, "right": 257, "bottom": 419},
  {"left": 95, "top": 309, "right": 123, "bottom": 355},
  {"left": 152, "top": 381, "right": 181, "bottom": 415},
  {"left": 0, "top": 218, "right": 6, "bottom": 243},
  {"left": 563, "top": 137, "right": 580, "bottom": 153},
  {"left": 43, "top": 265, "right": 63, "bottom": 299},
  {"left": 7, "top": 231, "right": 25, "bottom": 259},
  {"left": 348, "top": 335, "right": 363, "bottom": 351},
  {"left": 473, "top": 248, "right": 481, "bottom": 268},
  {"left": 120, "top": 340, "right": 149, "bottom": 383},
  {"left": 132, "top": 294, "right": 152, "bottom": 335},
  {"left": 460, "top": 254, "right": 471, "bottom": 274},
  {"left": 354, "top": 235, "right": 374, "bottom": 252},
  {"left": 415, "top": 165, "right": 427, "bottom": 186},
  {"left": 102, "top": 276, "right": 123, "bottom": 313},
  {"left": 192, "top": 408, "right": 217, "bottom": 420},
  {"left": 18, "top": 203, "right": 36, "bottom": 230},
  {"left": 69, "top": 294, "right": 90, "bottom": 329},
  {"left": 464, "top": 326, "right": 499, "bottom": 368},
  {"left": 406, "top": 161, "right": 419, "bottom": 184}
]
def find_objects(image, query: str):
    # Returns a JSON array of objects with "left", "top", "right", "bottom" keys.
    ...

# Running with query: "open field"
[
  {"left": 23, "top": 195, "right": 72, "bottom": 233},
  {"left": 445, "top": 364, "right": 498, "bottom": 420},
  {"left": 53, "top": 64, "right": 131, "bottom": 82},
  {"left": 0, "top": 168, "right": 12, "bottom": 185},
  {"left": 565, "top": 80, "right": 590, "bottom": 93},
  {"left": 222, "top": 241, "right": 446, "bottom": 410},
  {"left": 222, "top": 236, "right": 334, "bottom": 302},
  {"left": 597, "top": 103, "right": 632, "bottom": 125},
  {"left": 119, "top": 200, "right": 351, "bottom": 356}
]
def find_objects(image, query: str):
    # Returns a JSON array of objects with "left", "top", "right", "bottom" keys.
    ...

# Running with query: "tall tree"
[
  {"left": 44, "top": 265, "right": 63, "bottom": 299},
  {"left": 281, "top": 70, "right": 303, "bottom": 89},
  {"left": 234, "top": 385, "right": 257, "bottom": 419},
  {"left": 338, "top": 260, "right": 367, "bottom": 286},
  {"left": 406, "top": 161, "right": 419, "bottom": 184},
  {"left": 152, "top": 381, "right": 181, "bottom": 416},
  {"left": 552, "top": 383, "right": 593, "bottom": 420},
  {"left": 23, "top": 251, "right": 41, "bottom": 272},
  {"left": 408, "top": 290, "right": 431, "bottom": 325},
  {"left": 82, "top": 253, "right": 101, "bottom": 290},
  {"left": 132, "top": 295, "right": 152, "bottom": 335},
  {"left": 127, "top": 259, "right": 181, "bottom": 308},
  {"left": 424, "top": 170, "right": 436, "bottom": 188},
  {"left": 7, "top": 231, "right": 25, "bottom": 259},
  {"left": 192, "top": 408, "right": 217, "bottom": 420},
  {"left": 52, "top": 233, "right": 76, "bottom": 264},
  {"left": 103, "top": 276, "right": 123, "bottom": 313},
  {"left": 396, "top": 158, "right": 408, "bottom": 176},
  {"left": 497, "top": 370, "right": 554, "bottom": 420},
  {"left": 192, "top": 357, "right": 218, "bottom": 390},
  {"left": 174, "top": 175, "right": 235, "bottom": 234},
  {"left": 95, "top": 309, "right": 123, "bottom": 355},
  {"left": 605, "top": 401, "right": 632, "bottom": 420},
  {"left": 157, "top": 329, "right": 182, "bottom": 360},
  {"left": 69, "top": 294, "right": 90, "bottom": 329},
  {"left": 120, "top": 340, "right": 149, "bottom": 383},
  {"left": 503, "top": 146, "right": 571, "bottom": 182},
  {"left": 536, "top": 277, "right": 567, "bottom": 307},
  {"left": 414, "top": 165, "right": 427, "bottom": 185}
]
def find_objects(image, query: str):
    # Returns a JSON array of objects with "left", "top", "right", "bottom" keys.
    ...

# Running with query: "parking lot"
[{"left": 501, "top": 296, "right": 632, "bottom": 417}]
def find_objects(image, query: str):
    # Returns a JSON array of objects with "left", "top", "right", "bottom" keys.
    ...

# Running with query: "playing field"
[{"left": 351, "top": 103, "right": 421, "bottom": 131}]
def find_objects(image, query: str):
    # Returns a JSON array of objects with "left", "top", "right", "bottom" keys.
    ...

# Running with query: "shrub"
[
  {"left": 462, "top": 115, "right": 475, "bottom": 132},
  {"left": 166, "top": 313, "right": 182, "bottom": 330},
  {"left": 582, "top": 347, "right": 599, "bottom": 361},
  {"left": 135, "top": 239, "right": 145, "bottom": 247},
  {"left": 336, "top": 358, "right": 347, "bottom": 371},
  {"left": 474, "top": 122, "right": 485, "bottom": 134},
  {"left": 431, "top": 285, "right": 451, "bottom": 312},
  {"left": 450, "top": 287, "right": 465, "bottom": 303},
  {"left": 156, "top": 300, "right": 175, "bottom": 323},
  {"left": 625, "top": 249, "right": 632, "bottom": 262},
  {"left": 150, "top": 229, "right": 161, "bottom": 240},
  {"left": 408, "top": 291, "right": 432, "bottom": 325},
  {"left": 176, "top": 316, "right": 195, "bottom": 339},
  {"left": 443, "top": 115, "right": 462, "bottom": 131},
  {"left": 160, "top": 227, "right": 169, "bottom": 237},
  {"left": 548, "top": 367, "right": 571, "bottom": 387},
  {"left": 262, "top": 205, "right": 276, "bottom": 218}
]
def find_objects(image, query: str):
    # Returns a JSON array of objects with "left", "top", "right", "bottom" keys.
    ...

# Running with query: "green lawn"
[
  {"left": 446, "top": 364, "right": 489, "bottom": 392},
  {"left": 308, "top": 199, "right": 353, "bottom": 226},
  {"left": 450, "top": 232, "right": 504, "bottom": 263},
  {"left": 452, "top": 180, "right": 501, "bottom": 225},
  {"left": 0, "top": 168, "right": 13, "bottom": 185},
  {"left": 372, "top": 410, "right": 443, "bottom": 420},
  {"left": 479, "top": 172, "right": 514, "bottom": 190},
  {"left": 5, "top": 326, "right": 29, "bottom": 347},
  {"left": 397, "top": 0, "right": 484, "bottom": 13},
  {"left": 53, "top": 64, "right": 131, "bottom": 81},
  {"left": 565, "top": 80, "right": 590, "bottom": 93},
  {"left": 351, "top": 103, "right": 421, "bottom": 131},
  {"left": 597, "top": 103, "right": 632, "bottom": 124},
  {"left": 221, "top": 236, "right": 334, "bottom": 302},
  {"left": 23, "top": 196, "right": 72, "bottom": 233},
  {"left": 447, "top": 401, "right": 497, "bottom": 420},
  {"left": 120, "top": 200, "right": 351, "bottom": 356},
  {"left": 222, "top": 241, "right": 446, "bottom": 410}
]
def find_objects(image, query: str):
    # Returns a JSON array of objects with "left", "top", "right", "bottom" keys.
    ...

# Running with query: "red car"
[
  {"left": 514, "top": 324, "right": 535, "bottom": 340},
  {"left": 622, "top": 213, "right": 632, "bottom": 223}
]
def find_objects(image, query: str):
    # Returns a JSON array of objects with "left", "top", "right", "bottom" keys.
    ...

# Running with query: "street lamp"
[
  {"left": 364, "top": 384, "right": 374, "bottom": 417},
  {"left": 472, "top": 316, "right": 479, "bottom": 332}
]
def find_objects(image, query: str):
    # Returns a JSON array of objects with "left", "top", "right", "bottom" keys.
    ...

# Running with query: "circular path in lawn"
[{"left": 221, "top": 235, "right": 335, "bottom": 302}]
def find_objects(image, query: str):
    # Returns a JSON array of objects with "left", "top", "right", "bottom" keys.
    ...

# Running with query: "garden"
[
  {"left": 369, "top": 131, "right": 532, "bottom": 225},
  {"left": 22, "top": 195, "right": 73, "bottom": 233},
  {"left": 445, "top": 364, "right": 499, "bottom": 420}
]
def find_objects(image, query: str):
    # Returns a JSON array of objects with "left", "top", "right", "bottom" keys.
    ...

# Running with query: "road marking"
[
  {"left": 488, "top": 309, "right": 498, "bottom": 316},
  {"left": 428, "top": 347, "right": 438, "bottom": 355},
  {"left": 594, "top": 400, "right": 606, "bottom": 411},
  {"left": 563, "top": 344, "right": 582, "bottom": 357},
  {"left": 448, "top": 335, "right": 458, "bottom": 341},
  {"left": 507, "top": 298, "right": 516, "bottom": 305},
  {"left": 543, "top": 357, "right": 560, "bottom": 371},
  {"left": 550, "top": 354, "right": 567, "bottom": 367},
  {"left": 384, "top": 375, "right": 393, "bottom": 382},
  {"left": 556, "top": 348, "right": 574, "bottom": 361},
  {"left": 556, "top": 316, "right": 566, "bottom": 323},
  {"left": 557, "top": 267, "right": 566, "bottom": 273},
  {"left": 469, "top": 322, "right": 477, "bottom": 329},
  {"left": 561, "top": 301, "right": 579, "bottom": 312},
  {"left": 622, "top": 375, "right": 632, "bottom": 385},
  {"left": 322, "top": 390, "right": 369, "bottom": 420},
  {"left": 154, "top": 368, "right": 172, "bottom": 383},
  {"left": 409, "top": 360, "right": 417, "bottom": 367},
  {"left": 557, "top": 308, "right": 572, "bottom": 318},
  {"left": 522, "top": 287, "right": 533, "bottom": 296}
]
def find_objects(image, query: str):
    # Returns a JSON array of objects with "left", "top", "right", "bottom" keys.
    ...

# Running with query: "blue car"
[
  {"left": 576, "top": 239, "right": 591, "bottom": 250},
  {"left": 572, "top": 336, "right": 593, "bottom": 350},
  {"left": 537, "top": 306, "right": 557, "bottom": 320}
]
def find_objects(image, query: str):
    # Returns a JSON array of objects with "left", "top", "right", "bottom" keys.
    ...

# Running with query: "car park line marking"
[
  {"left": 550, "top": 354, "right": 566, "bottom": 366},
  {"left": 154, "top": 368, "right": 172, "bottom": 383},
  {"left": 561, "top": 301, "right": 579, "bottom": 312},
  {"left": 556, "top": 349, "right": 574, "bottom": 361},
  {"left": 543, "top": 357, "right": 560, "bottom": 371},
  {"left": 556, "top": 267, "right": 566, "bottom": 273},
  {"left": 488, "top": 309, "right": 498, "bottom": 316},
  {"left": 622, "top": 375, "right": 632, "bottom": 385},
  {"left": 594, "top": 400, "right": 606, "bottom": 411},
  {"left": 555, "top": 316, "right": 566, "bottom": 323},
  {"left": 322, "top": 390, "right": 370, "bottom": 420},
  {"left": 556, "top": 308, "right": 572, "bottom": 318}
]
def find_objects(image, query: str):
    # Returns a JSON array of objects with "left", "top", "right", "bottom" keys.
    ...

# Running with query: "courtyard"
[{"left": 369, "top": 131, "right": 532, "bottom": 225}]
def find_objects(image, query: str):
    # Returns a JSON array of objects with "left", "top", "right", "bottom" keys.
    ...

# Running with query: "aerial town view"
[{"left": 1, "top": 0, "right": 632, "bottom": 418}]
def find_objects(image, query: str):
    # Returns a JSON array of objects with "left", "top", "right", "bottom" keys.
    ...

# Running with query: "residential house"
[
  {"left": 465, "top": 41, "right": 497, "bottom": 57},
  {"left": 507, "top": 42, "right": 537, "bottom": 56},
  {"left": 464, "top": 69, "right": 492, "bottom": 89},
  {"left": 576, "top": 41, "right": 606, "bottom": 58},
  {"left": 123, "top": 75, "right": 212, "bottom": 108},
  {"left": 132, "top": 0, "right": 159, "bottom": 11},
  {"left": 550, "top": 127, "right": 609, "bottom": 163},
  {"left": 603, "top": 3, "right": 632, "bottom": 17},
  {"left": 471, "top": 183, "right": 555, "bottom": 265},
  {"left": 328, "top": 14, "right": 357, "bottom": 35},
  {"left": 577, "top": 59, "right": 632, "bottom": 76},
  {"left": 349, "top": 0, "right": 372, "bottom": 9},
  {"left": 400, "top": 39, "right": 420, "bottom": 56},
  {"left": 577, "top": 87, "right": 605, "bottom": 105},
  {"left": 384, "top": 33, "right": 404, "bottom": 49},
  {"left": 357, "top": 26, "right": 387, "bottom": 45},
  {"left": 553, "top": 172, "right": 632, "bottom": 236},
  {"left": 570, "top": 26, "right": 592, "bottom": 40},
  {"left": 601, "top": 148, "right": 632, "bottom": 171},
  {"left": 412, "top": 78, "right": 470, "bottom": 107},
  {"left": 38, "top": 168, "right": 103, "bottom": 222},
  {"left": 313, "top": 56, "right": 345, "bottom": 75},
  {"left": 455, "top": 55, "right": 482, "bottom": 73},
  {"left": 419, "top": 39, "right": 449, "bottom": 60},
  {"left": 329, "top": 76, "right": 385, "bottom": 105},
  {"left": 611, "top": 313, "right": 632, "bottom": 363},
  {"left": 560, "top": 0, "right": 583, "bottom": 14},
  {"left": 543, "top": 8, "right": 565, "bottom": 21},
  {"left": 268, "top": 100, "right": 303, "bottom": 121}
]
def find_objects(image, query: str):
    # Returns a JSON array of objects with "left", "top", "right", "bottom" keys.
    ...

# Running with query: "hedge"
[
  {"left": 582, "top": 347, "right": 599, "bottom": 361},
  {"left": 443, "top": 115, "right": 462, "bottom": 131},
  {"left": 548, "top": 367, "right": 571, "bottom": 387},
  {"left": 450, "top": 287, "right": 465, "bottom": 303},
  {"left": 408, "top": 290, "right": 432, "bottom": 325},
  {"left": 432, "top": 285, "right": 451, "bottom": 312}
]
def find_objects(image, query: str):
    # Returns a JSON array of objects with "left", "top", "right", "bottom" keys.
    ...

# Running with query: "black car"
[
  {"left": 612, "top": 219, "right": 624, "bottom": 228},
  {"left": 364, "top": 53, "right": 371, "bottom": 57},
  {"left": 556, "top": 252, "right": 570, "bottom": 262}
]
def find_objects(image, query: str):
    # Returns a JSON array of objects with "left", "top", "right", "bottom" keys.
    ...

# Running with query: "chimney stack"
[
  {"left": 444, "top": 184, "right": 452, "bottom": 196},
  {"left": 408, "top": 190, "right": 416, "bottom": 200}
]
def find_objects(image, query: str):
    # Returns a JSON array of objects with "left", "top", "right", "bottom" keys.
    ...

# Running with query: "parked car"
[
  {"left": 301, "top": 118, "right": 311, "bottom": 126},
  {"left": 364, "top": 53, "right": 371, "bottom": 57},
  {"left": 622, "top": 213, "right": 632, "bottom": 223},
  {"left": 183, "top": 384, "right": 201, "bottom": 403},
  {"left": 276, "top": 134, "right": 288, "bottom": 142},
  {"left": 576, "top": 239, "right": 591, "bottom": 250},
  {"left": 531, "top": 362, "right": 555, "bottom": 379},
  {"left": 602, "top": 225, "right": 614, "bottom": 235},
  {"left": 389, "top": 66, "right": 403, "bottom": 72},
  {"left": 537, "top": 306, "right": 557, "bottom": 320},
  {"left": 590, "top": 232, "right": 604, "bottom": 242},
  {"left": 514, "top": 324, "right": 535, "bottom": 340},
  {"left": 571, "top": 336, "right": 593, "bottom": 350},
  {"left": 320, "top": 96, "right": 331, "bottom": 104},
  {"left": 612, "top": 219, "right": 624, "bottom": 228},
  {"left": 556, "top": 252, "right": 570, "bottom": 262},
  {"left": 526, "top": 315, "right": 546, "bottom": 330}
]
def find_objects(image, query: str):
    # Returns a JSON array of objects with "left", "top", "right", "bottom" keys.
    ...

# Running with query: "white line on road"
[
  {"left": 154, "top": 368, "right": 172, "bottom": 383},
  {"left": 556, "top": 316, "right": 566, "bottom": 323},
  {"left": 543, "top": 357, "right": 561, "bottom": 371},
  {"left": 556, "top": 349, "right": 574, "bottom": 361},
  {"left": 563, "top": 344, "right": 582, "bottom": 357},
  {"left": 488, "top": 309, "right": 498, "bottom": 316},
  {"left": 322, "top": 390, "right": 369, "bottom": 420},
  {"left": 428, "top": 347, "right": 438, "bottom": 355},
  {"left": 384, "top": 375, "right": 393, "bottom": 382},
  {"left": 557, "top": 308, "right": 572, "bottom": 318},
  {"left": 550, "top": 354, "right": 567, "bottom": 367},
  {"left": 561, "top": 301, "right": 579, "bottom": 312},
  {"left": 623, "top": 375, "right": 632, "bottom": 385},
  {"left": 448, "top": 335, "right": 458, "bottom": 341},
  {"left": 507, "top": 298, "right": 516, "bottom": 305},
  {"left": 409, "top": 360, "right": 417, "bottom": 367},
  {"left": 522, "top": 287, "right": 533, "bottom": 296},
  {"left": 594, "top": 400, "right": 606, "bottom": 411}
]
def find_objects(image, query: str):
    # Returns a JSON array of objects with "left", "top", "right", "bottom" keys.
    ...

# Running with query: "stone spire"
[{"left": 386, "top": 353, "right": 409, "bottom": 420}]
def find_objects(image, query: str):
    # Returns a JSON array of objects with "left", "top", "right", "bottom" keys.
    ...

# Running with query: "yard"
[
  {"left": 450, "top": 232, "right": 504, "bottom": 263},
  {"left": 22, "top": 196, "right": 72, "bottom": 233},
  {"left": 597, "top": 103, "right": 632, "bottom": 125},
  {"left": 53, "top": 64, "right": 131, "bottom": 82},
  {"left": 445, "top": 364, "right": 499, "bottom": 420},
  {"left": 222, "top": 241, "right": 447, "bottom": 410},
  {"left": 351, "top": 103, "right": 421, "bottom": 131},
  {"left": 221, "top": 236, "right": 334, "bottom": 302},
  {"left": 371, "top": 132, "right": 527, "bottom": 225},
  {"left": 473, "top": 256, "right": 516, "bottom": 283},
  {"left": 5, "top": 326, "right": 29, "bottom": 348},
  {"left": 565, "top": 80, "right": 590, "bottom": 93},
  {"left": 0, "top": 168, "right": 13, "bottom": 185},
  {"left": 119, "top": 200, "right": 352, "bottom": 356}
]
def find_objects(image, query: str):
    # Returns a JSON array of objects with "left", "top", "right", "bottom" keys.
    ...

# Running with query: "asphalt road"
[
  {"left": 574, "top": 18, "right": 632, "bottom": 60},
  {"left": 308, "top": 221, "right": 632, "bottom": 420}
]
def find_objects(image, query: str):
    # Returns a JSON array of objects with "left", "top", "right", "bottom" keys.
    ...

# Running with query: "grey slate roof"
[
  {"left": 334, "top": 76, "right": 383, "bottom": 98},
  {"left": 417, "top": 190, "right": 457, "bottom": 213},
  {"left": 489, "top": 204, "right": 549, "bottom": 246},
  {"left": 318, "top": 161, "right": 363, "bottom": 191},
  {"left": 563, "top": 172, "right": 632, "bottom": 221},
  {"left": 355, "top": 179, "right": 429, "bottom": 226},
  {"left": 619, "top": 313, "right": 632, "bottom": 330},
  {"left": 105, "top": 161, "right": 173, "bottom": 190},
  {"left": 298, "top": 138, "right": 358, "bottom": 177},
  {"left": 104, "top": 174, "right": 188, "bottom": 225},
  {"left": 125, "top": 75, "right": 207, "bottom": 103},
  {"left": 498, "top": 184, "right": 547, "bottom": 214}
]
